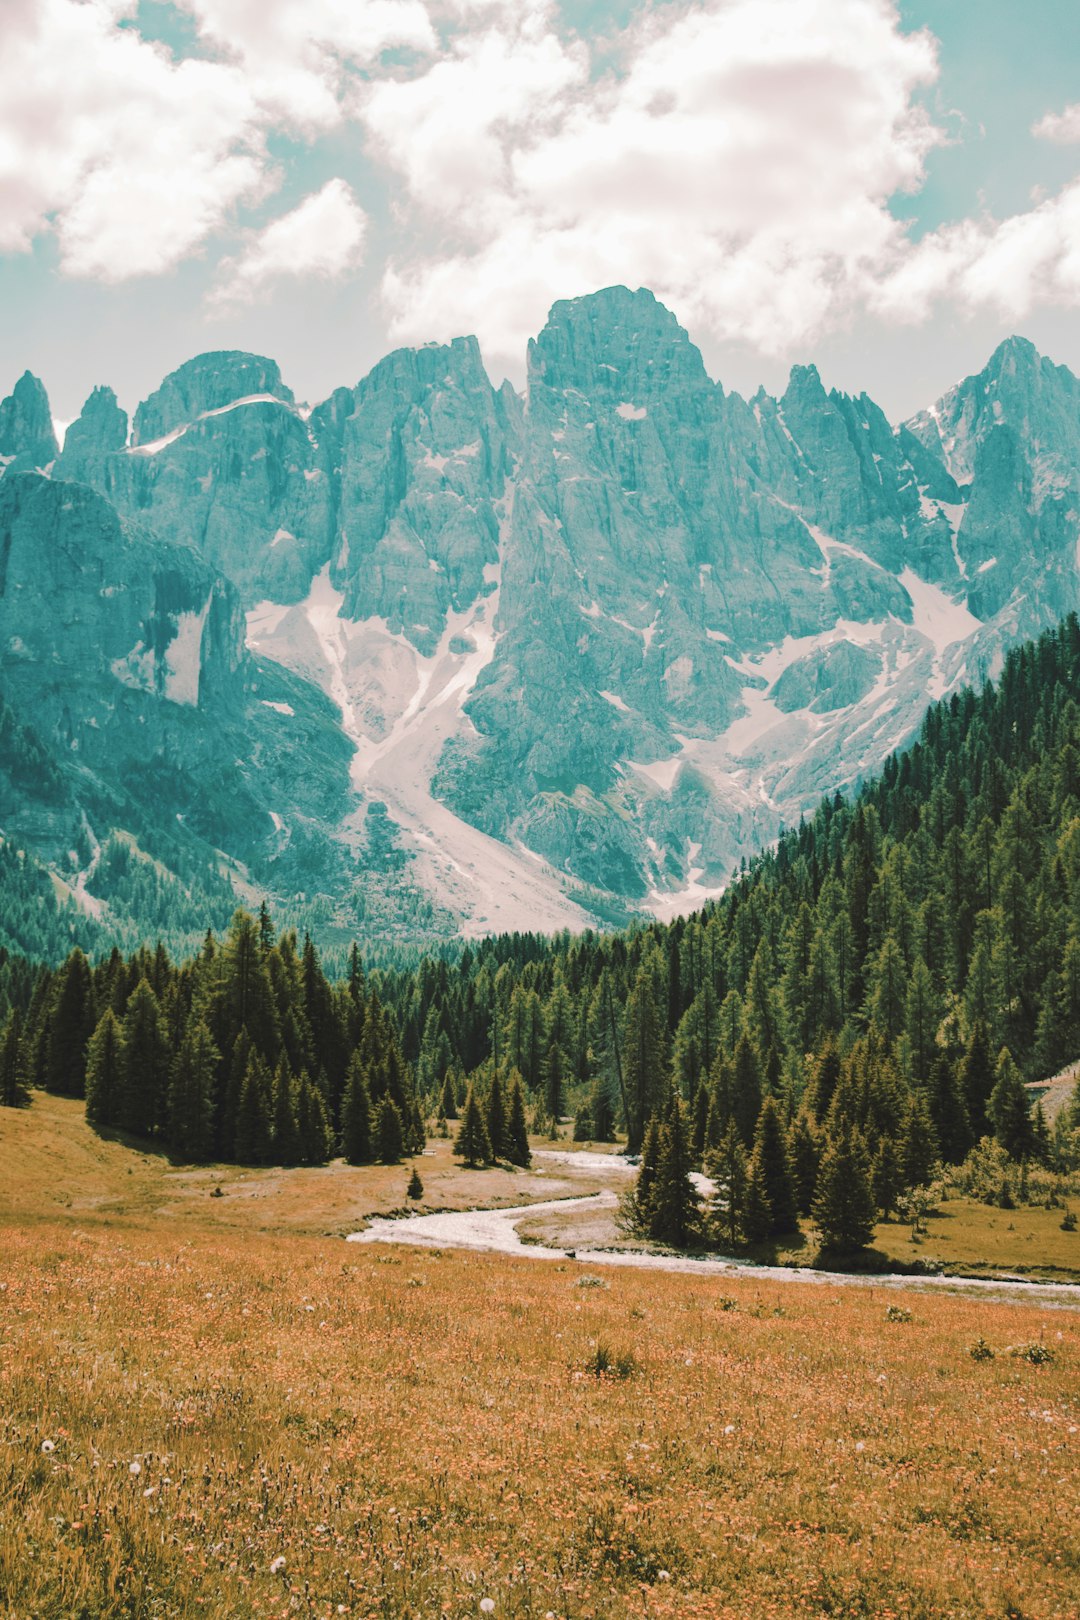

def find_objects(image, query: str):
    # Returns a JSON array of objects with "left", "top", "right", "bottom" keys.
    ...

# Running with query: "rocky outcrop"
[{"left": 0, "top": 373, "right": 58, "bottom": 473}]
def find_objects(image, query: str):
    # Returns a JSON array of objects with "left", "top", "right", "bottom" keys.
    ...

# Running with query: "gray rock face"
[
  {"left": 0, "top": 372, "right": 58, "bottom": 473},
  {"left": 8, "top": 294, "right": 1080, "bottom": 941},
  {"left": 0, "top": 473, "right": 355, "bottom": 928}
]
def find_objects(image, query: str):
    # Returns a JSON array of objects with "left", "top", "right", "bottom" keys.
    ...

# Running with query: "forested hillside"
[{"left": 4, "top": 616, "right": 1080, "bottom": 1250}]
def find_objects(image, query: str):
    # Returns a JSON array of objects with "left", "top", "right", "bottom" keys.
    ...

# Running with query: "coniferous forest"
[{"left": 5, "top": 616, "right": 1080, "bottom": 1253}]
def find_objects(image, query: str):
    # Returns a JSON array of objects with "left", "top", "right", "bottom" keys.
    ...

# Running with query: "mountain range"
[{"left": 3, "top": 286, "right": 1080, "bottom": 951}]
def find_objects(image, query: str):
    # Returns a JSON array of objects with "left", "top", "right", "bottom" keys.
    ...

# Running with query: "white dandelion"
[{"left": 270, "top": 1556, "right": 287, "bottom": 1575}]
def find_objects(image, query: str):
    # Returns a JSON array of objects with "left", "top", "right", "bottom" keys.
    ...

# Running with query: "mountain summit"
[{"left": 3, "top": 291, "right": 1079, "bottom": 946}]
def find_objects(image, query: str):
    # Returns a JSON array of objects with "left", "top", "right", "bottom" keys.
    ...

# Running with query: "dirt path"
[{"left": 348, "top": 1169, "right": 1080, "bottom": 1309}]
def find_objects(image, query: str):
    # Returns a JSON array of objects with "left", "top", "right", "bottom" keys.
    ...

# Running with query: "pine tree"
[
  {"left": 234, "top": 1053, "right": 273, "bottom": 1164},
  {"left": 958, "top": 1022, "right": 996, "bottom": 1140},
  {"left": 989, "top": 1047, "right": 1035, "bottom": 1160},
  {"left": 297, "top": 1073, "right": 333, "bottom": 1164},
  {"left": 628, "top": 1114, "right": 661, "bottom": 1231},
  {"left": 813, "top": 1127, "right": 877, "bottom": 1254},
  {"left": 623, "top": 969, "right": 664, "bottom": 1152},
  {"left": 741, "top": 1152, "right": 773, "bottom": 1245},
  {"left": 926, "top": 1053, "right": 972, "bottom": 1163},
  {"left": 340, "top": 1055, "right": 373, "bottom": 1163},
  {"left": 44, "top": 948, "right": 95, "bottom": 1097},
  {"left": 119, "top": 978, "right": 169, "bottom": 1138},
  {"left": 748, "top": 1095, "right": 798, "bottom": 1235},
  {"left": 788, "top": 1109, "right": 820, "bottom": 1216},
  {"left": 871, "top": 1134, "right": 900, "bottom": 1219},
  {"left": 271, "top": 1060, "right": 302, "bottom": 1166},
  {"left": 0, "top": 1009, "right": 29, "bottom": 1109},
  {"left": 707, "top": 1119, "right": 748, "bottom": 1250},
  {"left": 899, "top": 1091, "right": 939, "bottom": 1189},
  {"left": 454, "top": 1085, "right": 492, "bottom": 1167},
  {"left": 374, "top": 1095, "right": 405, "bottom": 1164},
  {"left": 85, "top": 1008, "right": 124, "bottom": 1127},
  {"left": 406, "top": 1165, "right": 424, "bottom": 1199},
  {"left": 572, "top": 1102, "right": 593, "bottom": 1140},
  {"left": 731, "top": 1032, "right": 763, "bottom": 1148},
  {"left": 439, "top": 1068, "right": 458, "bottom": 1121},
  {"left": 506, "top": 1071, "right": 531, "bottom": 1167},
  {"left": 486, "top": 1067, "right": 509, "bottom": 1161},
  {"left": 167, "top": 1021, "right": 217, "bottom": 1160},
  {"left": 648, "top": 1095, "right": 698, "bottom": 1247}
]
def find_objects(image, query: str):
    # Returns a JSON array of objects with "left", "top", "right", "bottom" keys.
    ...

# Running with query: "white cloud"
[
  {"left": 365, "top": 0, "right": 943, "bottom": 365},
  {"left": 212, "top": 178, "right": 367, "bottom": 305},
  {"left": 1033, "top": 104, "right": 1080, "bottom": 145},
  {"left": 0, "top": 0, "right": 426, "bottom": 280}
]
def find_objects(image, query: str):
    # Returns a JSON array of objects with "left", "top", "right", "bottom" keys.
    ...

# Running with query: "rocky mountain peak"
[
  {"left": 131, "top": 352, "right": 294, "bottom": 447},
  {"left": 527, "top": 285, "right": 710, "bottom": 403},
  {"left": 57, "top": 386, "right": 129, "bottom": 482},
  {"left": 0, "top": 371, "right": 58, "bottom": 471}
]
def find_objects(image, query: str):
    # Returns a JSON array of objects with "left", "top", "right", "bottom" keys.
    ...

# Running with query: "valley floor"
[{"left": 1, "top": 1098, "right": 1079, "bottom": 1618}]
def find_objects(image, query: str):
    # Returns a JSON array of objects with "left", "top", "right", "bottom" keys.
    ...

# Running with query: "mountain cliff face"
[{"left": 6, "top": 290, "right": 1080, "bottom": 945}]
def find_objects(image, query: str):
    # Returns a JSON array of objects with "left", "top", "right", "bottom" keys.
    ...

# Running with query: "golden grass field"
[{"left": 2, "top": 1096, "right": 1079, "bottom": 1619}]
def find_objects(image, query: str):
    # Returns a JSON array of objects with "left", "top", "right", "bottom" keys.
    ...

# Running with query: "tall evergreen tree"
[
  {"left": 119, "top": 978, "right": 169, "bottom": 1138},
  {"left": 486, "top": 1067, "right": 509, "bottom": 1161},
  {"left": 506, "top": 1071, "right": 531, "bottom": 1167},
  {"left": 0, "top": 1009, "right": 29, "bottom": 1109},
  {"left": 648, "top": 1095, "right": 698, "bottom": 1247},
  {"left": 44, "top": 949, "right": 95, "bottom": 1097},
  {"left": 747, "top": 1095, "right": 799, "bottom": 1235},
  {"left": 167, "top": 1021, "right": 217, "bottom": 1160},
  {"left": 270, "top": 1060, "right": 302, "bottom": 1167},
  {"left": 707, "top": 1119, "right": 748, "bottom": 1250},
  {"left": 989, "top": 1048, "right": 1035, "bottom": 1160},
  {"left": 374, "top": 1094, "right": 405, "bottom": 1164},
  {"left": 454, "top": 1084, "right": 492, "bottom": 1167},
  {"left": 234, "top": 1052, "right": 273, "bottom": 1164},
  {"left": 341, "top": 1055, "right": 374, "bottom": 1164},
  {"left": 813, "top": 1128, "right": 877, "bottom": 1253}
]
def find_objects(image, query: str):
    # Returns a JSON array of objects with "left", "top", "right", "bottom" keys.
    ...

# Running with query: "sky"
[{"left": 2, "top": 0, "right": 1080, "bottom": 431}]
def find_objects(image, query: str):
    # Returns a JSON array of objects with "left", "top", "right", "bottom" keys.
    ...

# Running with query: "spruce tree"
[
  {"left": 406, "top": 1165, "right": 424, "bottom": 1199},
  {"left": 85, "top": 1008, "right": 124, "bottom": 1126},
  {"left": 748, "top": 1095, "right": 798, "bottom": 1235},
  {"left": 788, "top": 1109, "right": 820, "bottom": 1216},
  {"left": 454, "top": 1085, "right": 492, "bottom": 1167},
  {"left": 271, "top": 1060, "right": 302, "bottom": 1166},
  {"left": 623, "top": 969, "right": 664, "bottom": 1152},
  {"left": 648, "top": 1095, "right": 698, "bottom": 1247},
  {"left": 44, "top": 948, "right": 95, "bottom": 1097},
  {"left": 119, "top": 978, "right": 169, "bottom": 1138},
  {"left": 899, "top": 1091, "right": 939, "bottom": 1189},
  {"left": 439, "top": 1068, "right": 458, "bottom": 1121},
  {"left": 731, "top": 1032, "right": 763, "bottom": 1148},
  {"left": 629, "top": 1114, "right": 661, "bottom": 1231},
  {"left": 234, "top": 1053, "right": 274, "bottom": 1164},
  {"left": 297, "top": 1074, "right": 333, "bottom": 1164},
  {"left": 374, "top": 1095, "right": 405, "bottom": 1164},
  {"left": 871, "top": 1134, "right": 900, "bottom": 1219},
  {"left": 813, "top": 1127, "right": 877, "bottom": 1254},
  {"left": 167, "top": 1021, "right": 217, "bottom": 1160},
  {"left": 486, "top": 1067, "right": 509, "bottom": 1161},
  {"left": 340, "top": 1056, "right": 373, "bottom": 1163},
  {"left": 741, "top": 1152, "right": 773, "bottom": 1245},
  {"left": 707, "top": 1119, "right": 748, "bottom": 1250},
  {"left": 926, "top": 1053, "right": 972, "bottom": 1164},
  {"left": 506, "top": 1071, "right": 531, "bottom": 1167},
  {"left": 958, "top": 1023, "right": 995, "bottom": 1140},
  {"left": 0, "top": 1009, "right": 29, "bottom": 1109},
  {"left": 989, "top": 1048, "right": 1034, "bottom": 1160}
]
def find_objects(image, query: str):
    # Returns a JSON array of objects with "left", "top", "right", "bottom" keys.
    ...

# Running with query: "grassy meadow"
[{"left": 1, "top": 1098, "right": 1079, "bottom": 1619}]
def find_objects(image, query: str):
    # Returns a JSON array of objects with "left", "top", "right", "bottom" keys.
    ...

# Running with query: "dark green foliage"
[
  {"left": 271, "top": 1060, "right": 302, "bottom": 1167},
  {"left": 439, "top": 1069, "right": 458, "bottom": 1121},
  {"left": 406, "top": 1165, "right": 424, "bottom": 1199},
  {"left": 647, "top": 1096, "right": 698, "bottom": 1247},
  {"left": 485, "top": 1066, "right": 509, "bottom": 1161},
  {"left": 45, "top": 948, "right": 95, "bottom": 1097},
  {"left": 0, "top": 1009, "right": 29, "bottom": 1108},
  {"left": 788, "top": 1110, "right": 820, "bottom": 1216},
  {"left": 506, "top": 1071, "right": 531, "bottom": 1167},
  {"left": 899, "top": 1091, "right": 940, "bottom": 1189},
  {"left": 341, "top": 1056, "right": 373, "bottom": 1164},
  {"left": 297, "top": 1073, "right": 333, "bottom": 1164},
  {"left": 168, "top": 1021, "right": 217, "bottom": 1160},
  {"left": 989, "top": 1048, "right": 1034, "bottom": 1160},
  {"left": 234, "top": 1053, "right": 274, "bottom": 1165},
  {"left": 707, "top": 1120, "right": 748, "bottom": 1250},
  {"left": 813, "top": 1127, "right": 877, "bottom": 1254},
  {"left": 85, "top": 1008, "right": 124, "bottom": 1126},
  {"left": 454, "top": 1084, "right": 492, "bottom": 1167},
  {"left": 119, "top": 978, "right": 168, "bottom": 1138},
  {"left": 748, "top": 1095, "right": 798, "bottom": 1235},
  {"left": 374, "top": 1095, "right": 405, "bottom": 1164}
]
